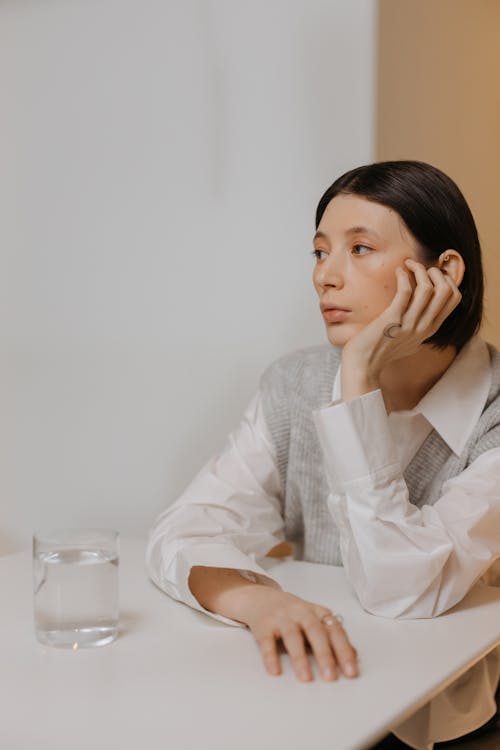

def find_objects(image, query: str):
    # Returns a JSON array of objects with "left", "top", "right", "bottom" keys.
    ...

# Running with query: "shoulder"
[
  {"left": 259, "top": 344, "right": 342, "bottom": 391},
  {"left": 468, "top": 342, "right": 500, "bottom": 460},
  {"left": 486, "top": 342, "right": 500, "bottom": 406}
]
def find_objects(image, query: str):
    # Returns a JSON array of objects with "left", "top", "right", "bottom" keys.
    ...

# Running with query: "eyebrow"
[{"left": 313, "top": 226, "right": 382, "bottom": 242}]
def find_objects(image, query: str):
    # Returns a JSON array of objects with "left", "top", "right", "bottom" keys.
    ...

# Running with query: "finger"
[
  {"left": 416, "top": 267, "right": 458, "bottom": 333},
  {"left": 427, "top": 278, "right": 462, "bottom": 332},
  {"left": 436, "top": 270, "right": 462, "bottom": 310},
  {"left": 410, "top": 268, "right": 451, "bottom": 332},
  {"left": 280, "top": 624, "right": 313, "bottom": 682},
  {"left": 323, "top": 619, "right": 359, "bottom": 678},
  {"left": 401, "top": 260, "right": 436, "bottom": 329},
  {"left": 255, "top": 632, "right": 282, "bottom": 677},
  {"left": 301, "top": 614, "right": 338, "bottom": 681}
]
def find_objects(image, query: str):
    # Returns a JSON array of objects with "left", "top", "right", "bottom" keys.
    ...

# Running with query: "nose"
[{"left": 315, "top": 249, "right": 345, "bottom": 290}]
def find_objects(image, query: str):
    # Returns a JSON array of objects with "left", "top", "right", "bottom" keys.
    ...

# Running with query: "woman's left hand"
[{"left": 341, "top": 258, "right": 462, "bottom": 401}]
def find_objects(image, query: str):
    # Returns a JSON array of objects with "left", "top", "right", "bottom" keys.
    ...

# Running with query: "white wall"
[{"left": 0, "top": 0, "right": 376, "bottom": 553}]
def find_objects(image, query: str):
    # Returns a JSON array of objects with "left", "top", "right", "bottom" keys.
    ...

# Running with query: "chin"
[{"left": 324, "top": 324, "right": 358, "bottom": 348}]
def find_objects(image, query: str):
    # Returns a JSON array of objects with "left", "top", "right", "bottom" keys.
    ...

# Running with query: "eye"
[
  {"left": 312, "top": 249, "right": 328, "bottom": 261},
  {"left": 352, "top": 244, "right": 373, "bottom": 256}
]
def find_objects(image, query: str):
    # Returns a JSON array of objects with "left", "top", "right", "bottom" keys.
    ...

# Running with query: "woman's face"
[{"left": 312, "top": 193, "right": 423, "bottom": 348}]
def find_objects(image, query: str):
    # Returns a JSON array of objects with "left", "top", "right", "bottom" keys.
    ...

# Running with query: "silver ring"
[{"left": 320, "top": 612, "right": 343, "bottom": 627}]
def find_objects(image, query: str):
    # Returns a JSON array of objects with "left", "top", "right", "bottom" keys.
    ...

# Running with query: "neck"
[{"left": 379, "top": 344, "right": 457, "bottom": 413}]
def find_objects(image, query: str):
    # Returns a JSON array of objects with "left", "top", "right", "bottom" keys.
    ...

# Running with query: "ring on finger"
[{"left": 320, "top": 611, "right": 343, "bottom": 627}]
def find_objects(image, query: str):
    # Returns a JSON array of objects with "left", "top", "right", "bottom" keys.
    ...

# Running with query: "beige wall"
[{"left": 377, "top": 0, "right": 500, "bottom": 346}]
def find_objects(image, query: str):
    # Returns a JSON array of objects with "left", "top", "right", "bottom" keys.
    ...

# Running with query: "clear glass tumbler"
[{"left": 33, "top": 528, "right": 119, "bottom": 648}]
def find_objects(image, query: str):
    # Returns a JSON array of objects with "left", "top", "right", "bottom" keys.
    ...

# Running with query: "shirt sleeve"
[
  {"left": 313, "top": 389, "right": 500, "bottom": 619},
  {"left": 146, "top": 392, "right": 284, "bottom": 627}
]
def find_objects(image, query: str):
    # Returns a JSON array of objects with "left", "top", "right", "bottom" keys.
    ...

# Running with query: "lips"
[{"left": 320, "top": 303, "right": 352, "bottom": 324}]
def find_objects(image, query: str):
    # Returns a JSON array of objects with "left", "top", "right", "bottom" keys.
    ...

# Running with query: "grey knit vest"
[{"left": 260, "top": 342, "right": 500, "bottom": 565}]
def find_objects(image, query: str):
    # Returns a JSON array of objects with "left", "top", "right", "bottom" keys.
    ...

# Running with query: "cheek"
[
  {"left": 356, "top": 266, "right": 399, "bottom": 316},
  {"left": 312, "top": 266, "right": 321, "bottom": 293}
]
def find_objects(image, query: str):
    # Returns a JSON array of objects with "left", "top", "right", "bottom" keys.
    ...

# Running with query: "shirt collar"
[
  {"left": 414, "top": 336, "right": 491, "bottom": 455},
  {"left": 332, "top": 336, "right": 492, "bottom": 456}
]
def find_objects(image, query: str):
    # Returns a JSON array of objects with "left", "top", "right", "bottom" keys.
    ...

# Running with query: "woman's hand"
[
  {"left": 341, "top": 259, "right": 462, "bottom": 401},
  {"left": 189, "top": 567, "right": 358, "bottom": 683},
  {"left": 238, "top": 585, "right": 358, "bottom": 682}
]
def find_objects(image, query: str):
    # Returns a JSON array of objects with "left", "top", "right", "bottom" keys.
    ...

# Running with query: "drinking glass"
[{"left": 33, "top": 528, "right": 119, "bottom": 648}]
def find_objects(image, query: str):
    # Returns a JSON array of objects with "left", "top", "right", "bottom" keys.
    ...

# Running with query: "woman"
[{"left": 147, "top": 161, "right": 500, "bottom": 749}]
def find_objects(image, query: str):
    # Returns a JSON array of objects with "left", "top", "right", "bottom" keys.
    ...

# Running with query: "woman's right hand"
[
  {"left": 189, "top": 565, "right": 358, "bottom": 682},
  {"left": 238, "top": 584, "right": 359, "bottom": 683}
]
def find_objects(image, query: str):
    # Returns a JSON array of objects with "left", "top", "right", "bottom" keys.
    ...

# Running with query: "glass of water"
[{"left": 33, "top": 528, "right": 119, "bottom": 649}]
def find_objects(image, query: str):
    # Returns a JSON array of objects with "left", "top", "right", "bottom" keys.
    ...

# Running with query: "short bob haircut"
[{"left": 315, "top": 160, "right": 484, "bottom": 352}]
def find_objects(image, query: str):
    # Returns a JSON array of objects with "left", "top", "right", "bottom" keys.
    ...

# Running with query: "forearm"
[
  {"left": 188, "top": 566, "right": 270, "bottom": 625},
  {"left": 315, "top": 391, "right": 500, "bottom": 618}
]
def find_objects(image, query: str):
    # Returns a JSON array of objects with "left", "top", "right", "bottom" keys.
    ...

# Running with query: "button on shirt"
[{"left": 146, "top": 336, "right": 500, "bottom": 749}]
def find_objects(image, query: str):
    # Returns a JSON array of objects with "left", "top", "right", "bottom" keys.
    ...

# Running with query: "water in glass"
[{"left": 34, "top": 545, "right": 119, "bottom": 648}]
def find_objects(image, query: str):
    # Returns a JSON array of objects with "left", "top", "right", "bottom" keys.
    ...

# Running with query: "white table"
[{"left": 1, "top": 538, "right": 500, "bottom": 750}]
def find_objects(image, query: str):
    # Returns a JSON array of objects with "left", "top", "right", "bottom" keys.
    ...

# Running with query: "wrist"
[
  {"left": 341, "top": 372, "right": 380, "bottom": 403},
  {"left": 340, "top": 347, "right": 381, "bottom": 401},
  {"left": 216, "top": 581, "right": 272, "bottom": 624},
  {"left": 188, "top": 566, "right": 274, "bottom": 624}
]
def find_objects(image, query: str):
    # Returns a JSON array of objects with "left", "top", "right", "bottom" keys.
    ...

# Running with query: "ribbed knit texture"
[{"left": 260, "top": 343, "right": 500, "bottom": 565}]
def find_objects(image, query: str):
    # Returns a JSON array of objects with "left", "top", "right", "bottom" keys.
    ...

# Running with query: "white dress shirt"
[{"left": 147, "top": 336, "right": 500, "bottom": 749}]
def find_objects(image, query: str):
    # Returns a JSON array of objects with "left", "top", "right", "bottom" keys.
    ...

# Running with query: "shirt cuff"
[
  {"left": 313, "top": 389, "right": 400, "bottom": 487},
  {"left": 176, "top": 543, "right": 282, "bottom": 628}
]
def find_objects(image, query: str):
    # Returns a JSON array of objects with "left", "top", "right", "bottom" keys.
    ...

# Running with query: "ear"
[{"left": 437, "top": 249, "right": 465, "bottom": 287}]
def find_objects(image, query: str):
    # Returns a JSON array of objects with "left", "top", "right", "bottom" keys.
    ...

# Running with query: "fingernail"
[
  {"left": 344, "top": 662, "right": 357, "bottom": 677},
  {"left": 299, "top": 669, "right": 311, "bottom": 681},
  {"left": 322, "top": 666, "right": 336, "bottom": 680}
]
